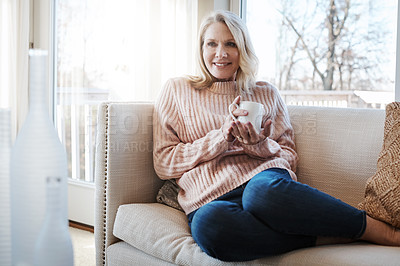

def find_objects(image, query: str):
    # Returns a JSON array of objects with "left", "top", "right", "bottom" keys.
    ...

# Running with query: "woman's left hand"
[{"left": 232, "top": 119, "right": 272, "bottom": 145}]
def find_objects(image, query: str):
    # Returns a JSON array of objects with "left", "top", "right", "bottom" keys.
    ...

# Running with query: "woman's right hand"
[{"left": 222, "top": 96, "right": 247, "bottom": 142}]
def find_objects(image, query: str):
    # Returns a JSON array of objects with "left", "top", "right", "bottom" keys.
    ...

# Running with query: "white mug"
[{"left": 229, "top": 101, "right": 265, "bottom": 133}]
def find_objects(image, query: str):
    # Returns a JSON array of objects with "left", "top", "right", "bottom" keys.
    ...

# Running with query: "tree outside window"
[{"left": 247, "top": 0, "right": 397, "bottom": 108}]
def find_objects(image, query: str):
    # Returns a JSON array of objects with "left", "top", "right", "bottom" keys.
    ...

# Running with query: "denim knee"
[
  {"left": 189, "top": 201, "right": 232, "bottom": 260},
  {"left": 242, "top": 169, "right": 294, "bottom": 228}
]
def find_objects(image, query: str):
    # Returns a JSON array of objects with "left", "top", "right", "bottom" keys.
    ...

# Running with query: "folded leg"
[
  {"left": 242, "top": 168, "right": 366, "bottom": 239},
  {"left": 188, "top": 186, "right": 315, "bottom": 261}
]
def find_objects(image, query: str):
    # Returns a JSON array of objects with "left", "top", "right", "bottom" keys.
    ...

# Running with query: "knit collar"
[{"left": 207, "top": 81, "right": 237, "bottom": 95}]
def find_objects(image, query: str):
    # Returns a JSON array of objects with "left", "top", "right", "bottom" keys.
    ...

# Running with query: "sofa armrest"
[{"left": 94, "top": 102, "right": 163, "bottom": 266}]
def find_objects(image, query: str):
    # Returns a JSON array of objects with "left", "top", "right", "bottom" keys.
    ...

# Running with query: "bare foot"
[{"left": 360, "top": 216, "right": 400, "bottom": 246}]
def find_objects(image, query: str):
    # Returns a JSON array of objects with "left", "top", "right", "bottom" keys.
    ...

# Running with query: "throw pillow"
[
  {"left": 359, "top": 102, "right": 400, "bottom": 228},
  {"left": 156, "top": 179, "right": 184, "bottom": 212}
]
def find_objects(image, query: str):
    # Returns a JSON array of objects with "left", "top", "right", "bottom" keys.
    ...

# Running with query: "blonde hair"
[{"left": 188, "top": 10, "right": 259, "bottom": 93}]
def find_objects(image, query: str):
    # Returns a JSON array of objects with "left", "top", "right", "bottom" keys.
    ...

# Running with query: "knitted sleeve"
[
  {"left": 240, "top": 86, "right": 298, "bottom": 172},
  {"left": 153, "top": 79, "right": 229, "bottom": 180}
]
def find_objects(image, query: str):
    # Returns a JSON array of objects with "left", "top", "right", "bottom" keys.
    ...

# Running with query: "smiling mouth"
[{"left": 214, "top": 62, "right": 231, "bottom": 67}]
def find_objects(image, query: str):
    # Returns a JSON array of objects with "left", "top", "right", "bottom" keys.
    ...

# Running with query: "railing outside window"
[{"left": 56, "top": 88, "right": 108, "bottom": 182}]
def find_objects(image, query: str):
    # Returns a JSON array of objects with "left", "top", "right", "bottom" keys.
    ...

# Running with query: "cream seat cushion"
[{"left": 113, "top": 203, "right": 400, "bottom": 266}]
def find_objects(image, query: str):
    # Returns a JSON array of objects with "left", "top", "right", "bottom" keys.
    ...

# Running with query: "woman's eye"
[
  {"left": 207, "top": 42, "right": 217, "bottom": 47},
  {"left": 226, "top": 42, "right": 237, "bottom": 47}
]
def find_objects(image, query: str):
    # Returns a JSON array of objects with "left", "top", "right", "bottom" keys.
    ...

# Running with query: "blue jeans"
[{"left": 187, "top": 168, "right": 366, "bottom": 262}]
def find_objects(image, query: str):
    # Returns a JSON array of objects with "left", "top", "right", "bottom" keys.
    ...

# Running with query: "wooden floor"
[{"left": 69, "top": 220, "right": 94, "bottom": 233}]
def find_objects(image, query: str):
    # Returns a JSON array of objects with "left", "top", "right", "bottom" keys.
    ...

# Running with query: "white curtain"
[
  {"left": 0, "top": 1, "right": 29, "bottom": 265},
  {"left": 0, "top": 0, "right": 30, "bottom": 140},
  {"left": 56, "top": 0, "right": 197, "bottom": 102}
]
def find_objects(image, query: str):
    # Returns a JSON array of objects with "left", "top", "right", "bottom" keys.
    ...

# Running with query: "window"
[
  {"left": 55, "top": 0, "right": 197, "bottom": 182},
  {"left": 246, "top": 0, "right": 398, "bottom": 109}
]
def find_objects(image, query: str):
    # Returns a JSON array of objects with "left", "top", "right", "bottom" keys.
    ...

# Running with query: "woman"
[{"left": 153, "top": 10, "right": 400, "bottom": 262}]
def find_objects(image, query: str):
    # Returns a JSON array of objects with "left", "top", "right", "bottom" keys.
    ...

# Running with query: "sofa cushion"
[
  {"left": 106, "top": 241, "right": 175, "bottom": 266},
  {"left": 113, "top": 203, "right": 400, "bottom": 266},
  {"left": 113, "top": 203, "right": 223, "bottom": 265}
]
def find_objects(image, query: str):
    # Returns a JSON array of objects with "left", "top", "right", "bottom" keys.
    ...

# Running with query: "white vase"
[
  {"left": 10, "top": 50, "right": 70, "bottom": 265},
  {"left": 0, "top": 109, "right": 12, "bottom": 266},
  {"left": 33, "top": 177, "right": 74, "bottom": 266}
]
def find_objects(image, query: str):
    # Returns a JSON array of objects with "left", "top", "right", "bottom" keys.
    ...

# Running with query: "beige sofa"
[{"left": 94, "top": 102, "right": 400, "bottom": 266}]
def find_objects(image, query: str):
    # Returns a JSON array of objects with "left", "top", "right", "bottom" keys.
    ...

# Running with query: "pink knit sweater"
[{"left": 153, "top": 77, "right": 298, "bottom": 214}]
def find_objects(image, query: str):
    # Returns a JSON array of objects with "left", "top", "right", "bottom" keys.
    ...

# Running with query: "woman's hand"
[
  {"left": 222, "top": 96, "right": 246, "bottom": 142},
  {"left": 222, "top": 96, "right": 272, "bottom": 144},
  {"left": 232, "top": 119, "right": 272, "bottom": 145}
]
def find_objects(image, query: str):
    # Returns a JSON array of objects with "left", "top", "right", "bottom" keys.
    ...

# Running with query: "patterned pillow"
[
  {"left": 359, "top": 102, "right": 400, "bottom": 228},
  {"left": 156, "top": 179, "right": 184, "bottom": 212}
]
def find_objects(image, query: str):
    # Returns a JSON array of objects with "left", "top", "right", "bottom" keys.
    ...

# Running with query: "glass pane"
[
  {"left": 55, "top": 0, "right": 196, "bottom": 182},
  {"left": 246, "top": 0, "right": 397, "bottom": 109}
]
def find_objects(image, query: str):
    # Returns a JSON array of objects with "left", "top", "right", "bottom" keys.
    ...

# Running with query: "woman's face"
[{"left": 202, "top": 22, "right": 240, "bottom": 81}]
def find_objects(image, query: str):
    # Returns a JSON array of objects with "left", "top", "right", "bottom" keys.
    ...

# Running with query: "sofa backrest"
[{"left": 287, "top": 105, "right": 385, "bottom": 207}]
